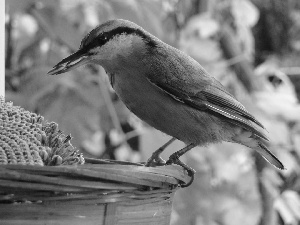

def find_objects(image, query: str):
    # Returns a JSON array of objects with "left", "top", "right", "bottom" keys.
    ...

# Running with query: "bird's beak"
[{"left": 47, "top": 50, "right": 90, "bottom": 75}]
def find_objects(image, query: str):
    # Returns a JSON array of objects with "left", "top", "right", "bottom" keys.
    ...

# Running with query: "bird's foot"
[
  {"left": 145, "top": 152, "right": 166, "bottom": 167},
  {"left": 166, "top": 154, "right": 195, "bottom": 188},
  {"left": 145, "top": 138, "right": 176, "bottom": 167}
]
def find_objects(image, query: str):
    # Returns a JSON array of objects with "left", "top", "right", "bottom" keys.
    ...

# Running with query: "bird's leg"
[
  {"left": 145, "top": 137, "right": 176, "bottom": 167},
  {"left": 166, "top": 143, "right": 197, "bottom": 187}
]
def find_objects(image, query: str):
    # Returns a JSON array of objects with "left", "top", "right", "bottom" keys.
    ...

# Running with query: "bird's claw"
[
  {"left": 145, "top": 153, "right": 166, "bottom": 167},
  {"left": 166, "top": 154, "right": 195, "bottom": 188}
]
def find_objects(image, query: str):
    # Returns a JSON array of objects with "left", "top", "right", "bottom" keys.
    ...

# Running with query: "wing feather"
[
  {"left": 146, "top": 76, "right": 266, "bottom": 138},
  {"left": 201, "top": 88, "right": 265, "bottom": 128}
]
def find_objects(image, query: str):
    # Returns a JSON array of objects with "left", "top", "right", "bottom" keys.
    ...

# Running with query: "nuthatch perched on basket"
[{"left": 48, "top": 19, "right": 284, "bottom": 186}]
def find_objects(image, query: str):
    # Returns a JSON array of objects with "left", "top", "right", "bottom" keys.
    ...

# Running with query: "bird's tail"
[
  {"left": 254, "top": 142, "right": 285, "bottom": 170},
  {"left": 232, "top": 130, "right": 285, "bottom": 170}
]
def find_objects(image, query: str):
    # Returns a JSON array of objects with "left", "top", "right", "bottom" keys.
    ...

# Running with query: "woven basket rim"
[{"left": 0, "top": 158, "right": 190, "bottom": 203}]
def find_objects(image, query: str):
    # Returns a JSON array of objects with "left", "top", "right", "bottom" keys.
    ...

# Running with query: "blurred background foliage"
[{"left": 4, "top": 0, "right": 300, "bottom": 224}]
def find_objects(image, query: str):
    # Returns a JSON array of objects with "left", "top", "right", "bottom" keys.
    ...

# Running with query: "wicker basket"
[{"left": 0, "top": 158, "right": 189, "bottom": 225}]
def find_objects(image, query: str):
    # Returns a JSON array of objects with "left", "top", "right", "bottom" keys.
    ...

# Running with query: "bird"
[{"left": 48, "top": 19, "right": 285, "bottom": 187}]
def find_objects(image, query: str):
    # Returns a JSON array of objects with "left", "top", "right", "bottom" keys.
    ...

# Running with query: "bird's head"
[{"left": 48, "top": 19, "right": 158, "bottom": 75}]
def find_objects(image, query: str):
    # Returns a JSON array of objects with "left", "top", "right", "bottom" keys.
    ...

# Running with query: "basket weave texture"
[{"left": 0, "top": 159, "right": 189, "bottom": 225}]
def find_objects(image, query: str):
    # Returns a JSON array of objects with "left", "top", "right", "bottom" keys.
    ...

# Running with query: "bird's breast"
[{"left": 111, "top": 69, "right": 171, "bottom": 118}]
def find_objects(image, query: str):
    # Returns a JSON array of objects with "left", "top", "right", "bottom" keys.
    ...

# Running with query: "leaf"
[
  {"left": 182, "top": 14, "right": 220, "bottom": 39},
  {"left": 231, "top": 0, "right": 259, "bottom": 27}
]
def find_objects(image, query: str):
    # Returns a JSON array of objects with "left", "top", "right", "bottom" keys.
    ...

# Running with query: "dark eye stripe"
[{"left": 80, "top": 26, "right": 157, "bottom": 51}]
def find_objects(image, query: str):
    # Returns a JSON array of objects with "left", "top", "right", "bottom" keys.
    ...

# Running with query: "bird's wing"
[
  {"left": 147, "top": 76, "right": 268, "bottom": 141},
  {"left": 145, "top": 51, "right": 267, "bottom": 140}
]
